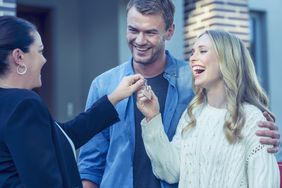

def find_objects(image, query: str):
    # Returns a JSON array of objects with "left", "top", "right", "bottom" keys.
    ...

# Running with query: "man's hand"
[{"left": 256, "top": 111, "right": 280, "bottom": 153}]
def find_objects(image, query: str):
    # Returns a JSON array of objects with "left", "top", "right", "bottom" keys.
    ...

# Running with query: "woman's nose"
[{"left": 189, "top": 51, "right": 197, "bottom": 62}]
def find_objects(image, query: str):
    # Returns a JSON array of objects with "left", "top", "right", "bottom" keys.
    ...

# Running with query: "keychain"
[{"left": 142, "top": 80, "right": 152, "bottom": 100}]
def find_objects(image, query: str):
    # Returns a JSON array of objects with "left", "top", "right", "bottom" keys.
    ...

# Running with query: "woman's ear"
[{"left": 11, "top": 48, "right": 24, "bottom": 65}]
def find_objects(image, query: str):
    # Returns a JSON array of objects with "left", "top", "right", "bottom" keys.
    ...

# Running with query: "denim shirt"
[{"left": 78, "top": 51, "right": 194, "bottom": 188}]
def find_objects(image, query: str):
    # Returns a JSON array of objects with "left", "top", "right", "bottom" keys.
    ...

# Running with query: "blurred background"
[{"left": 0, "top": 0, "right": 281, "bottom": 159}]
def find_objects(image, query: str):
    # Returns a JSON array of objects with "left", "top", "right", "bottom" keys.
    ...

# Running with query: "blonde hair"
[{"left": 183, "top": 30, "right": 274, "bottom": 143}]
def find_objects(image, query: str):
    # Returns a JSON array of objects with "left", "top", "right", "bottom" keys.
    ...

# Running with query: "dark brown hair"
[{"left": 0, "top": 16, "right": 36, "bottom": 76}]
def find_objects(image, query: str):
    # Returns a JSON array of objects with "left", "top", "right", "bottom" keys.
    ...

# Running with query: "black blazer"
[{"left": 0, "top": 88, "right": 119, "bottom": 188}]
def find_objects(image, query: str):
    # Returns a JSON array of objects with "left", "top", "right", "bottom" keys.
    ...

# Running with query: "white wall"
[{"left": 249, "top": 0, "right": 282, "bottom": 160}]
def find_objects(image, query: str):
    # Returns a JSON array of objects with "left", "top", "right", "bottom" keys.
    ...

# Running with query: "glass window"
[{"left": 249, "top": 11, "right": 268, "bottom": 93}]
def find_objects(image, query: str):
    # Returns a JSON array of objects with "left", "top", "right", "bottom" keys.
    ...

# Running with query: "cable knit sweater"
[{"left": 141, "top": 103, "right": 279, "bottom": 188}]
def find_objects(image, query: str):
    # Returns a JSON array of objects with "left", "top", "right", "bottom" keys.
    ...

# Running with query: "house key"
[{"left": 142, "top": 80, "right": 152, "bottom": 100}]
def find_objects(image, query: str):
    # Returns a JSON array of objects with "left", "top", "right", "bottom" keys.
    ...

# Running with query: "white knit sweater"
[{"left": 141, "top": 103, "right": 280, "bottom": 188}]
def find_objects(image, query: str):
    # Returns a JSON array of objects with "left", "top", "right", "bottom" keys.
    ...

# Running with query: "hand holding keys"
[{"left": 142, "top": 80, "right": 152, "bottom": 100}]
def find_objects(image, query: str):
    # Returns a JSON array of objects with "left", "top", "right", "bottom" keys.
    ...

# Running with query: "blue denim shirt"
[{"left": 78, "top": 51, "right": 194, "bottom": 188}]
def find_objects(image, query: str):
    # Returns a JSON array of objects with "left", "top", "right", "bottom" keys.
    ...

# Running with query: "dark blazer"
[{"left": 0, "top": 88, "right": 119, "bottom": 188}]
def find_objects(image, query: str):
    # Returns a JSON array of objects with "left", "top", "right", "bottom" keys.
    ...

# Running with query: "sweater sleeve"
[
  {"left": 141, "top": 111, "right": 188, "bottom": 184},
  {"left": 244, "top": 105, "right": 280, "bottom": 188}
]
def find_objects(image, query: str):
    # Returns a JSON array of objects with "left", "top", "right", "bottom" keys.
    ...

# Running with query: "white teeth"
[
  {"left": 192, "top": 66, "right": 205, "bottom": 71},
  {"left": 134, "top": 45, "right": 149, "bottom": 51},
  {"left": 136, "top": 47, "right": 147, "bottom": 51}
]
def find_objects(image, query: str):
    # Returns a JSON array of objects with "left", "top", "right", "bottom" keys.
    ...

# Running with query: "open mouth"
[
  {"left": 192, "top": 65, "right": 205, "bottom": 76},
  {"left": 133, "top": 44, "right": 150, "bottom": 53}
]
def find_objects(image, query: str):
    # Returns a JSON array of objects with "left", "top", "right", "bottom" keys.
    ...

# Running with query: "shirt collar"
[
  {"left": 124, "top": 50, "right": 179, "bottom": 77},
  {"left": 164, "top": 50, "right": 178, "bottom": 78}
]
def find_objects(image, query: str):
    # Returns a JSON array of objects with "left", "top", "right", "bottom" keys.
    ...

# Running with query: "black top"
[
  {"left": 133, "top": 73, "right": 168, "bottom": 188},
  {"left": 0, "top": 88, "right": 119, "bottom": 188}
]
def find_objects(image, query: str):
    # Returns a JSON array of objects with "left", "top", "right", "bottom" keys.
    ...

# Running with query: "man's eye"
[{"left": 129, "top": 28, "right": 138, "bottom": 33}]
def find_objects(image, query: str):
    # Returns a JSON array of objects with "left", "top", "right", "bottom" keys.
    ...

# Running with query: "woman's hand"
[
  {"left": 108, "top": 74, "right": 144, "bottom": 106},
  {"left": 136, "top": 86, "right": 160, "bottom": 122}
]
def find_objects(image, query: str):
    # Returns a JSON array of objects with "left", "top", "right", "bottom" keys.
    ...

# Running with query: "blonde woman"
[{"left": 137, "top": 30, "right": 280, "bottom": 187}]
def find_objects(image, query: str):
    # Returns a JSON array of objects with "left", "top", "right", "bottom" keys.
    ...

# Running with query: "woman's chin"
[{"left": 194, "top": 81, "right": 202, "bottom": 88}]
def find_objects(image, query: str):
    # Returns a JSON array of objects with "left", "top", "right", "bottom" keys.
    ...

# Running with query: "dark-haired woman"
[{"left": 0, "top": 15, "right": 144, "bottom": 188}]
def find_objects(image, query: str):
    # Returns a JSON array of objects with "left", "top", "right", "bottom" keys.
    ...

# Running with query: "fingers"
[
  {"left": 258, "top": 137, "right": 280, "bottom": 146},
  {"left": 137, "top": 89, "right": 150, "bottom": 102},
  {"left": 258, "top": 120, "right": 278, "bottom": 130},
  {"left": 259, "top": 137, "right": 280, "bottom": 153},
  {"left": 130, "top": 78, "right": 144, "bottom": 92},
  {"left": 256, "top": 120, "right": 280, "bottom": 154},
  {"left": 267, "top": 147, "right": 279, "bottom": 154},
  {"left": 127, "top": 74, "right": 144, "bottom": 84},
  {"left": 263, "top": 111, "right": 274, "bottom": 122},
  {"left": 256, "top": 129, "right": 280, "bottom": 139}
]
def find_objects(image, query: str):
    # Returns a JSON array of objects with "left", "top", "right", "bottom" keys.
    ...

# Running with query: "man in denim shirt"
[{"left": 78, "top": 0, "right": 280, "bottom": 188}]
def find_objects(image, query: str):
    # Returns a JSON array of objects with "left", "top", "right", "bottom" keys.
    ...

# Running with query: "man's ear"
[
  {"left": 11, "top": 48, "right": 24, "bottom": 65},
  {"left": 165, "top": 24, "right": 175, "bottom": 41}
]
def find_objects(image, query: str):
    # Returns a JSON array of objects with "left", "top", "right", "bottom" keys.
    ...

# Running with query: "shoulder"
[
  {"left": 95, "top": 62, "right": 131, "bottom": 81},
  {"left": 241, "top": 103, "right": 265, "bottom": 135},
  {"left": 167, "top": 52, "right": 190, "bottom": 70},
  {"left": 90, "top": 62, "right": 132, "bottom": 88},
  {"left": 18, "top": 90, "right": 46, "bottom": 111},
  {"left": 166, "top": 52, "right": 193, "bottom": 91},
  {"left": 0, "top": 89, "right": 41, "bottom": 124},
  {"left": 12, "top": 88, "right": 41, "bottom": 101},
  {"left": 178, "top": 104, "right": 203, "bottom": 127},
  {"left": 1, "top": 89, "right": 50, "bottom": 137},
  {"left": 243, "top": 103, "right": 265, "bottom": 122},
  {"left": 241, "top": 104, "right": 270, "bottom": 161},
  {"left": 7, "top": 89, "right": 48, "bottom": 116},
  {"left": 1, "top": 88, "right": 43, "bottom": 108}
]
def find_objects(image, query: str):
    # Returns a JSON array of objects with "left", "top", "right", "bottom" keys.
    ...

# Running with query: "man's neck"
[{"left": 133, "top": 54, "right": 167, "bottom": 78}]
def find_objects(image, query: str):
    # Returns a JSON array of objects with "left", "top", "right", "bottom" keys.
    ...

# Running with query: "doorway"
[{"left": 17, "top": 5, "right": 55, "bottom": 115}]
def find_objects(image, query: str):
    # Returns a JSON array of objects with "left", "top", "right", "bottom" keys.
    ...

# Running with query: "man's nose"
[{"left": 135, "top": 33, "right": 146, "bottom": 45}]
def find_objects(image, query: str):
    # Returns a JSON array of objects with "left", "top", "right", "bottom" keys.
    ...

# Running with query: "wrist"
[
  {"left": 108, "top": 92, "right": 119, "bottom": 106},
  {"left": 146, "top": 112, "right": 160, "bottom": 122}
]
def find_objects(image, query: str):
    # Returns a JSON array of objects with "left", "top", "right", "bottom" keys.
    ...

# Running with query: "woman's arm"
[
  {"left": 244, "top": 105, "right": 280, "bottom": 187},
  {"left": 4, "top": 98, "right": 63, "bottom": 188},
  {"left": 59, "top": 95, "right": 120, "bottom": 149},
  {"left": 60, "top": 74, "right": 145, "bottom": 149},
  {"left": 137, "top": 86, "right": 185, "bottom": 183},
  {"left": 141, "top": 113, "right": 183, "bottom": 184}
]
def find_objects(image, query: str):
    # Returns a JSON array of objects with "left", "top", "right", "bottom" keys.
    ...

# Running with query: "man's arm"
[
  {"left": 256, "top": 111, "right": 280, "bottom": 153},
  {"left": 78, "top": 79, "right": 109, "bottom": 186},
  {"left": 82, "top": 180, "right": 99, "bottom": 188}
]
